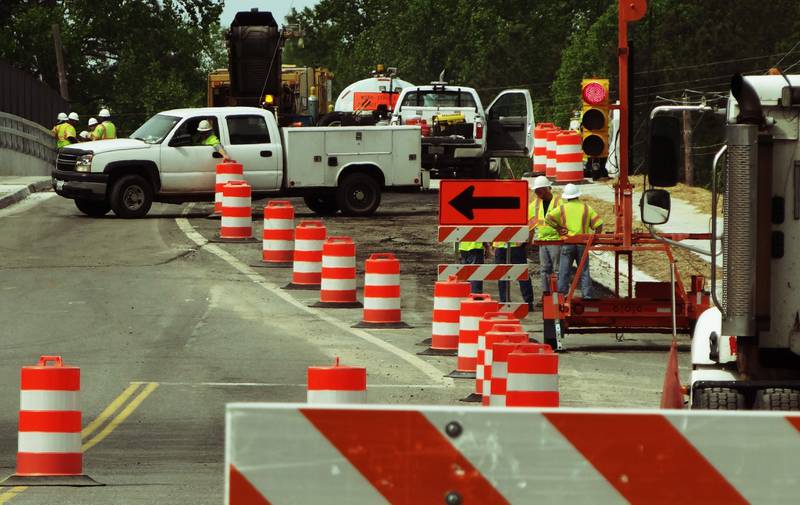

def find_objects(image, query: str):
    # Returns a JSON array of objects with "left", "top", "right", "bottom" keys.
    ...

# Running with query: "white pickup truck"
[
  {"left": 52, "top": 106, "right": 422, "bottom": 218},
  {"left": 390, "top": 83, "right": 533, "bottom": 178}
]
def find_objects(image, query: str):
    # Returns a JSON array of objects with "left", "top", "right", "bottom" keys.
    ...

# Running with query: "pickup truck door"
[
  {"left": 485, "top": 89, "right": 534, "bottom": 158},
  {"left": 222, "top": 114, "right": 281, "bottom": 191},
  {"left": 160, "top": 115, "right": 222, "bottom": 192}
]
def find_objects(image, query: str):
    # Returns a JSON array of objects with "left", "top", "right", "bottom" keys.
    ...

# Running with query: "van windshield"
[
  {"left": 400, "top": 90, "right": 477, "bottom": 108},
  {"left": 130, "top": 114, "right": 181, "bottom": 144}
]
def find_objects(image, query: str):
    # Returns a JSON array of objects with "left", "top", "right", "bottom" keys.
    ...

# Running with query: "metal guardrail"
[{"left": 0, "top": 111, "right": 57, "bottom": 165}]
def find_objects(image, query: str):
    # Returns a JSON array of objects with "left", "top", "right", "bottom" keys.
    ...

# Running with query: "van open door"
[{"left": 485, "top": 89, "right": 533, "bottom": 158}]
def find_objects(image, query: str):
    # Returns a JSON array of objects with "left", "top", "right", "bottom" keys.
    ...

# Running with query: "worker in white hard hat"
[
  {"left": 92, "top": 108, "right": 117, "bottom": 140},
  {"left": 51, "top": 112, "right": 68, "bottom": 139},
  {"left": 529, "top": 175, "right": 563, "bottom": 296},
  {"left": 545, "top": 183, "right": 604, "bottom": 299},
  {"left": 56, "top": 112, "right": 80, "bottom": 148},
  {"left": 79, "top": 130, "right": 91, "bottom": 141},
  {"left": 193, "top": 119, "right": 230, "bottom": 161}
]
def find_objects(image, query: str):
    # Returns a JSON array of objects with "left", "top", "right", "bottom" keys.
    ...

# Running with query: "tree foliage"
[{"left": 0, "top": 0, "right": 224, "bottom": 133}]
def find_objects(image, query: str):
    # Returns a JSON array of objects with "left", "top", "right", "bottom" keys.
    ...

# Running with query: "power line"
[{"left": 771, "top": 39, "right": 800, "bottom": 69}]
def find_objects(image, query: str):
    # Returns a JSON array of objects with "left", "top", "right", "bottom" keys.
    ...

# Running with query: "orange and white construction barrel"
[
  {"left": 487, "top": 341, "right": 542, "bottom": 407},
  {"left": 307, "top": 358, "right": 366, "bottom": 404},
  {"left": 481, "top": 324, "right": 530, "bottom": 406},
  {"left": 262, "top": 200, "right": 294, "bottom": 265},
  {"left": 2, "top": 356, "right": 100, "bottom": 486},
  {"left": 450, "top": 294, "right": 499, "bottom": 379},
  {"left": 220, "top": 180, "right": 252, "bottom": 240},
  {"left": 545, "top": 129, "right": 561, "bottom": 178},
  {"left": 506, "top": 347, "right": 559, "bottom": 407},
  {"left": 286, "top": 220, "right": 327, "bottom": 289},
  {"left": 532, "top": 123, "right": 555, "bottom": 175},
  {"left": 469, "top": 312, "right": 519, "bottom": 402},
  {"left": 555, "top": 131, "right": 584, "bottom": 182},
  {"left": 419, "top": 275, "right": 471, "bottom": 356},
  {"left": 214, "top": 161, "right": 243, "bottom": 215},
  {"left": 315, "top": 236, "right": 361, "bottom": 308},
  {"left": 355, "top": 253, "right": 408, "bottom": 328}
]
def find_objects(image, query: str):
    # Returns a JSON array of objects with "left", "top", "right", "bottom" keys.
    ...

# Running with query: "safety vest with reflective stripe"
[
  {"left": 529, "top": 193, "right": 562, "bottom": 242},
  {"left": 93, "top": 121, "right": 117, "bottom": 140},
  {"left": 459, "top": 241, "right": 484, "bottom": 252},
  {"left": 545, "top": 199, "right": 604, "bottom": 236},
  {"left": 57, "top": 123, "right": 76, "bottom": 148},
  {"left": 494, "top": 191, "right": 545, "bottom": 248}
]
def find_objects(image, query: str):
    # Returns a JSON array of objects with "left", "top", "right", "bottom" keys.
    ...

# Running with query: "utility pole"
[
  {"left": 682, "top": 94, "right": 694, "bottom": 186},
  {"left": 51, "top": 23, "right": 70, "bottom": 101}
]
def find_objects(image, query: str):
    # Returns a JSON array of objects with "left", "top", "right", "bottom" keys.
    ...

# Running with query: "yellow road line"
[
  {"left": 0, "top": 487, "right": 27, "bottom": 504},
  {"left": 81, "top": 382, "right": 158, "bottom": 453},
  {"left": 81, "top": 383, "right": 141, "bottom": 439}
]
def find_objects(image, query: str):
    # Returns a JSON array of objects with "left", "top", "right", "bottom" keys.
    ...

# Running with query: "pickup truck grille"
[{"left": 56, "top": 148, "right": 90, "bottom": 171}]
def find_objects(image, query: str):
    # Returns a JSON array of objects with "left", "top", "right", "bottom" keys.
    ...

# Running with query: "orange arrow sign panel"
[{"left": 439, "top": 180, "right": 529, "bottom": 225}]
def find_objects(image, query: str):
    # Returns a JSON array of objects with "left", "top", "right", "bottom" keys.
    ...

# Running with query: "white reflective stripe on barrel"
[
  {"left": 221, "top": 216, "right": 251, "bottom": 228},
  {"left": 295, "top": 239, "right": 324, "bottom": 250},
  {"left": 222, "top": 196, "right": 251, "bottom": 207},
  {"left": 457, "top": 342, "right": 478, "bottom": 357},
  {"left": 434, "top": 297, "right": 462, "bottom": 310},
  {"left": 459, "top": 316, "right": 480, "bottom": 331},
  {"left": 306, "top": 390, "right": 366, "bottom": 404},
  {"left": 364, "top": 297, "right": 401, "bottom": 310},
  {"left": 365, "top": 273, "right": 400, "bottom": 286},
  {"left": 20, "top": 390, "right": 79, "bottom": 411},
  {"left": 507, "top": 373, "right": 559, "bottom": 392},
  {"left": 493, "top": 362, "right": 508, "bottom": 377},
  {"left": 432, "top": 322, "right": 459, "bottom": 335},
  {"left": 321, "top": 278, "right": 356, "bottom": 291},
  {"left": 293, "top": 261, "right": 322, "bottom": 273},
  {"left": 322, "top": 256, "right": 356, "bottom": 268},
  {"left": 18, "top": 432, "right": 81, "bottom": 453},
  {"left": 263, "top": 240, "right": 293, "bottom": 250},
  {"left": 265, "top": 219, "right": 293, "bottom": 230}
]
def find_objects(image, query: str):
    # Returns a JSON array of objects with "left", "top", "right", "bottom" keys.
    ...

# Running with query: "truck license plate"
[{"left": 55, "top": 180, "right": 65, "bottom": 191}]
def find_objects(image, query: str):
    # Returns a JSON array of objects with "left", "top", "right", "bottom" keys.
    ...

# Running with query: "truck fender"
[
  {"left": 336, "top": 162, "right": 386, "bottom": 187},
  {"left": 691, "top": 307, "right": 738, "bottom": 366},
  {"left": 103, "top": 160, "right": 161, "bottom": 192}
]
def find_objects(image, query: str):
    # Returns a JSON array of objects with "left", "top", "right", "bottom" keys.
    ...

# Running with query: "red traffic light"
[{"left": 582, "top": 82, "right": 607, "bottom": 105}]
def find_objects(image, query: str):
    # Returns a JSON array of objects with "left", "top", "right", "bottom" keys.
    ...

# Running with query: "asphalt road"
[{"left": 0, "top": 192, "right": 688, "bottom": 503}]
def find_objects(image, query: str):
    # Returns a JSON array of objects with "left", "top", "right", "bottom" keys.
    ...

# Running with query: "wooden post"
[
  {"left": 51, "top": 23, "right": 69, "bottom": 101},
  {"left": 682, "top": 95, "right": 694, "bottom": 186}
]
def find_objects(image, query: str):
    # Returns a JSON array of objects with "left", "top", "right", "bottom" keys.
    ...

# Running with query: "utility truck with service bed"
[
  {"left": 644, "top": 74, "right": 800, "bottom": 410},
  {"left": 390, "top": 81, "right": 533, "bottom": 179},
  {"left": 52, "top": 107, "right": 422, "bottom": 218}
]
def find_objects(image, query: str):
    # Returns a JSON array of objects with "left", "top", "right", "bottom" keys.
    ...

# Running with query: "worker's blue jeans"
[
  {"left": 459, "top": 249, "right": 484, "bottom": 294},
  {"left": 558, "top": 244, "right": 592, "bottom": 299},
  {"left": 494, "top": 246, "right": 533, "bottom": 305},
  {"left": 538, "top": 244, "right": 561, "bottom": 293}
]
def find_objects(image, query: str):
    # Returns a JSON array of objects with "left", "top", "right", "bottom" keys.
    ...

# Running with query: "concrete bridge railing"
[{"left": 0, "top": 111, "right": 57, "bottom": 176}]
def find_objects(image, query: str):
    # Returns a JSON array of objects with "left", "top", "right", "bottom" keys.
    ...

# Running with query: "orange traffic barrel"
[
  {"left": 314, "top": 236, "right": 362, "bottom": 308},
  {"left": 532, "top": 123, "right": 555, "bottom": 175},
  {"left": 307, "top": 357, "right": 366, "bottom": 404},
  {"left": 556, "top": 131, "right": 584, "bottom": 182},
  {"left": 285, "top": 220, "right": 327, "bottom": 290},
  {"left": 262, "top": 200, "right": 294, "bottom": 266},
  {"left": 449, "top": 294, "right": 499, "bottom": 379},
  {"left": 220, "top": 180, "right": 252, "bottom": 240},
  {"left": 354, "top": 253, "right": 409, "bottom": 328},
  {"left": 506, "top": 347, "right": 559, "bottom": 407},
  {"left": 214, "top": 161, "right": 243, "bottom": 215},
  {"left": 545, "top": 129, "right": 561, "bottom": 177},
  {"left": 419, "top": 275, "right": 470, "bottom": 356}
]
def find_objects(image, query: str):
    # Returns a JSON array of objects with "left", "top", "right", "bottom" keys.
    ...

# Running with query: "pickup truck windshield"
[
  {"left": 400, "top": 90, "right": 477, "bottom": 109},
  {"left": 130, "top": 114, "right": 181, "bottom": 144}
]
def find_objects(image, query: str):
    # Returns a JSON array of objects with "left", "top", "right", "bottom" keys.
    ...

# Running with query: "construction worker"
[
  {"left": 193, "top": 119, "right": 231, "bottom": 161},
  {"left": 458, "top": 241, "right": 487, "bottom": 294},
  {"left": 51, "top": 112, "right": 67, "bottom": 138},
  {"left": 87, "top": 117, "right": 99, "bottom": 140},
  {"left": 57, "top": 112, "right": 79, "bottom": 148},
  {"left": 94, "top": 108, "right": 117, "bottom": 139},
  {"left": 529, "top": 175, "right": 562, "bottom": 295},
  {"left": 545, "top": 183, "right": 603, "bottom": 299},
  {"left": 491, "top": 231, "right": 534, "bottom": 308}
]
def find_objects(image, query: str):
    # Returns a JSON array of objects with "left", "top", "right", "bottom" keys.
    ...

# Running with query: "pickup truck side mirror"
[
  {"left": 647, "top": 115, "right": 681, "bottom": 187},
  {"left": 640, "top": 188, "right": 671, "bottom": 225},
  {"left": 170, "top": 133, "right": 192, "bottom": 147}
]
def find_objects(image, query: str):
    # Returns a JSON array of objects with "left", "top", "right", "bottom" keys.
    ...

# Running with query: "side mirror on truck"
[
  {"left": 640, "top": 189, "right": 671, "bottom": 225},
  {"left": 647, "top": 115, "right": 681, "bottom": 187}
]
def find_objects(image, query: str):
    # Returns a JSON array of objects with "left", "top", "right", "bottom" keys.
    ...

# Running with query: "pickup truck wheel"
[
  {"left": 110, "top": 175, "right": 153, "bottom": 218},
  {"left": 303, "top": 194, "right": 339, "bottom": 215},
  {"left": 337, "top": 173, "right": 381, "bottom": 216},
  {"left": 74, "top": 198, "right": 110, "bottom": 217}
]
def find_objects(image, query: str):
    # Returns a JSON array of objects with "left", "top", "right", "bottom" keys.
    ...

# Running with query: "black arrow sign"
[{"left": 448, "top": 185, "right": 520, "bottom": 220}]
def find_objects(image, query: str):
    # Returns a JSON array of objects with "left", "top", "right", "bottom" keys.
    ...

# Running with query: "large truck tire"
[
  {"left": 74, "top": 198, "right": 110, "bottom": 217},
  {"left": 754, "top": 388, "right": 800, "bottom": 411},
  {"left": 317, "top": 112, "right": 344, "bottom": 126},
  {"left": 110, "top": 174, "right": 153, "bottom": 218},
  {"left": 303, "top": 194, "right": 339, "bottom": 215},
  {"left": 336, "top": 173, "right": 381, "bottom": 216},
  {"left": 694, "top": 387, "right": 745, "bottom": 410}
]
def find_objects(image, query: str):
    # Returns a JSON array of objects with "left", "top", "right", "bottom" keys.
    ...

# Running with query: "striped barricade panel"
[
  {"left": 437, "top": 226, "right": 529, "bottom": 243},
  {"left": 497, "top": 302, "right": 529, "bottom": 320},
  {"left": 437, "top": 264, "right": 529, "bottom": 282},
  {"left": 226, "top": 404, "right": 800, "bottom": 505}
]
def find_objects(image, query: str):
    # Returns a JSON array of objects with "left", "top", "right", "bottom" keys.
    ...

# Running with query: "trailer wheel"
[
  {"left": 694, "top": 387, "right": 745, "bottom": 410},
  {"left": 754, "top": 388, "right": 800, "bottom": 411},
  {"left": 303, "top": 194, "right": 339, "bottom": 215},
  {"left": 317, "top": 112, "right": 344, "bottom": 126},
  {"left": 337, "top": 173, "right": 381, "bottom": 216}
]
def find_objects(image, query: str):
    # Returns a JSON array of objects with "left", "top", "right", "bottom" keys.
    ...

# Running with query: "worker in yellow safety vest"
[
  {"left": 91, "top": 108, "right": 117, "bottom": 140},
  {"left": 458, "top": 241, "right": 487, "bottom": 294},
  {"left": 57, "top": 112, "right": 79, "bottom": 149},
  {"left": 193, "top": 119, "right": 231, "bottom": 161},
  {"left": 529, "top": 175, "right": 562, "bottom": 295},
  {"left": 545, "top": 183, "right": 603, "bottom": 299},
  {"left": 51, "top": 112, "right": 67, "bottom": 139}
]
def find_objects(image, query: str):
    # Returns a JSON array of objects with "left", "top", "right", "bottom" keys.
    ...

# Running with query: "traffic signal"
[{"left": 580, "top": 78, "right": 610, "bottom": 157}]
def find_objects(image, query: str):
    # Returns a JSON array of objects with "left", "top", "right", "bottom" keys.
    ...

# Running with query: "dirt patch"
[{"left": 603, "top": 176, "right": 721, "bottom": 216}]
